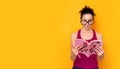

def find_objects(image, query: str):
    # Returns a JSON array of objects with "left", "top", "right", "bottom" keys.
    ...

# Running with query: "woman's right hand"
[{"left": 72, "top": 45, "right": 82, "bottom": 56}]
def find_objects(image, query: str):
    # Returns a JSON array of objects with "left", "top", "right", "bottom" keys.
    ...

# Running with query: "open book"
[{"left": 74, "top": 39, "right": 103, "bottom": 58}]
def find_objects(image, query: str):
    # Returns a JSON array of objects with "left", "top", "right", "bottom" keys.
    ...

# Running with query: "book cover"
[{"left": 74, "top": 39, "right": 103, "bottom": 57}]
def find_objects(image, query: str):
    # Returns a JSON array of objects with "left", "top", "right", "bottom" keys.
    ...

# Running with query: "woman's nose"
[{"left": 85, "top": 23, "right": 89, "bottom": 26}]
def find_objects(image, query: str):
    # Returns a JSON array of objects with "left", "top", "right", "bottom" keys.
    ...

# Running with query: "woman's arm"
[
  {"left": 96, "top": 32, "right": 104, "bottom": 60},
  {"left": 70, "top": 32, "right": 80, "bottom": 61}
]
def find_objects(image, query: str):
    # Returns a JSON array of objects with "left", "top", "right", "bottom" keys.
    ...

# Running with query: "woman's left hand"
[{"left": 94, "top": 46, "right": 104, "bottom": 56}]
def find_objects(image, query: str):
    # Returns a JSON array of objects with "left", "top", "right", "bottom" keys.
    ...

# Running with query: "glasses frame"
[{"left": 81, "top": 19, "right": 94, "bottom": 25}]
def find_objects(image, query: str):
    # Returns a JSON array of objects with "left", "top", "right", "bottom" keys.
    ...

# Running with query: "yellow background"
[{"left": 0, "top": 0, "right": 120, "bottom": 69}]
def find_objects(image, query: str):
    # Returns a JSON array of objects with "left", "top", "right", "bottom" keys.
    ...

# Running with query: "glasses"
[{"left": 81, "top": 19, "right": 94, "bottom": 25}]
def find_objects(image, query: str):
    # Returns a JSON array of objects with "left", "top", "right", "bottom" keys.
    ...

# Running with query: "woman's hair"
[{"left": 79, "top": 5, "right": 96, "bottom": 19}]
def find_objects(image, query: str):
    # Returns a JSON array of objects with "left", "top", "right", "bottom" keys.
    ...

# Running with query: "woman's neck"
[{"left": 81, "top": 28, "right": 92, "bottom": 33}]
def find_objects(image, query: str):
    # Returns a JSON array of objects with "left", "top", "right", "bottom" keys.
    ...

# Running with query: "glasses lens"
[
  {"left": 88, "top": 19, "right": 94, "bottom": 24},
  {"left": 81, "top": 19, "right": 94, "bottom": 25}
]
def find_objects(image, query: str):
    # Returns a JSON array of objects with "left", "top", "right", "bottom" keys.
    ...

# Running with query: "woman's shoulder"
[
  {"left": 71, "top": 29, "right": 80, "bottom": 38},
  {"left": 71, "top": 32, "right": 77, "bottom": 39},
  {"left": 95, "top": 32, "right": 102, "bottom": 40}
]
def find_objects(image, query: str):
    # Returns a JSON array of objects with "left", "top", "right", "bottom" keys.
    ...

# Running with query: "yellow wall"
[{"left": 0, "top": 0, "right": 120, "bottom": 69}]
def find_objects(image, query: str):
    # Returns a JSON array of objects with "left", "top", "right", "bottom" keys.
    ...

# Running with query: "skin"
[{"left": 70, "top": 13, "right": 104, "bottom": 61}]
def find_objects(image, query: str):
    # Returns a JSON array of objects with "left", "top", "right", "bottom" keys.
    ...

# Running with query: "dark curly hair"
[{"left": 79, "top": 5, "right": 96, "bottom": 19}]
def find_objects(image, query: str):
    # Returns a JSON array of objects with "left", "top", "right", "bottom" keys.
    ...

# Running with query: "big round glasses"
[{"left": 81, "top": 19, "right": 94, "bottom": 25}]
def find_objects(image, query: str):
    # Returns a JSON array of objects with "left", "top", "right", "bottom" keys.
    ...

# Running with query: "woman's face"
[{"left": 81, "top": 14, "right": 94, "bottom": 30}]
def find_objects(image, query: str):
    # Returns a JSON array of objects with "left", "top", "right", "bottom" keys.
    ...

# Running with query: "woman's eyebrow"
[{"left": 82, "top": 19, "right": 93, "bottom": 20}]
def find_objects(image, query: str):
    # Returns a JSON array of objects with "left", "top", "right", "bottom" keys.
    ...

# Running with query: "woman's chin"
[{"left": 83, "top": 26, "right": 91, "bottom": 30}]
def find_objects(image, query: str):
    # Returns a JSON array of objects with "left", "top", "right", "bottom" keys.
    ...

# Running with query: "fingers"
[
  {"left": 72, "top": 46, "right": 80, "bottom": 54},
  {"left": 94, "top": 46, "right": 104, "bottom": 56},
  {"left": 74, "top": 46, "right": 81, "bottom": 50},
  {"left": 95, "top": 46, "right": 102, "bottom": 52},
  {"left": 72, "top": 45, "right": 83, "bottom": 56},
  {"left": 76, "top": 47, "right": 81, "bottom": 51},
  {"left": 94, "top": 49, "right": 100, "bottom": 53},
  {"left": 72, "top": 46, "right": 79, "bottom": 51}
]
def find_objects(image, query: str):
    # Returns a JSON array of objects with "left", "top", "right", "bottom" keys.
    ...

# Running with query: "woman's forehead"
[{"left": 82, "top": 14, "right": 93, "bottom": 19}]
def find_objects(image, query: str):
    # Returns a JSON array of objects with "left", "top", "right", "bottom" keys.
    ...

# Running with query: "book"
[{"left": 74, "top": 39, "right": 103, "bottom": 57}]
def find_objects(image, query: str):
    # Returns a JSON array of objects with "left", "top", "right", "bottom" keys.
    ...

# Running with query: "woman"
[{"left": 70, "top": 6, "right": 104, "bottom": 69}]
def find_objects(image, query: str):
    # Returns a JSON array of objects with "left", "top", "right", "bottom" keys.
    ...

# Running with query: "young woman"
[{"left": 70, "top": 6, "right": 104, "bottom": 69}]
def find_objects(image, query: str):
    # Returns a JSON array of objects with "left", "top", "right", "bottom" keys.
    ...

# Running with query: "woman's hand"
[
  {"left": 72, "top": 45, "right": 82, "bottom": 56},
  {"left": 94, "top": 46, "right": 104, "bottom": 57}
]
